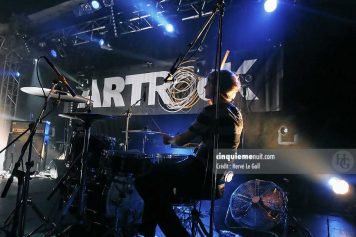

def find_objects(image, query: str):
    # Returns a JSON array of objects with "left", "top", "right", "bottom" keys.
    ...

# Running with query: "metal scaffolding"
[
  {"left": 31, "top": 0, "right": 216, "bottom": 48},
  {"left": 0, "top": 37, "right": 21, "bottom": 120},
  {"left": 0, "top": 34, "right": 22, "bottom": 169}
]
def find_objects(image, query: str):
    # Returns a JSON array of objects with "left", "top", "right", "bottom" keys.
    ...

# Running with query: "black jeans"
[{"left": 135, "top": 157, "right": 217, "bottom": 237}]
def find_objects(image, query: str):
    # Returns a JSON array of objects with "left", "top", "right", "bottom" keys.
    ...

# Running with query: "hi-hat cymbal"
[
  {"left": 59, "top": 112, "right": 119, "bottom": 123},
  {"left": 121, "top": 129, "right": 164, "bottom": 135},
  {"left": 21, "top": 87, "right": 91, "bottom": 103}
]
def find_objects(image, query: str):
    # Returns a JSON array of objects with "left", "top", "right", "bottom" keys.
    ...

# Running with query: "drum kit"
[{"left": 7, "top": 86, "right": 190, "bottom": 236}]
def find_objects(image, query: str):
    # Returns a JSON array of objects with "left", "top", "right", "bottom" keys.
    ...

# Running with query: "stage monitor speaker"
[{"left": 3, "top": 130, "right": 47, "bottom": 172}]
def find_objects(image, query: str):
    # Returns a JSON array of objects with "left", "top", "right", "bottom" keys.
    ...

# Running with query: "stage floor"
[{"left": 0, "top": 175, "right": 354, "bottom": 237}]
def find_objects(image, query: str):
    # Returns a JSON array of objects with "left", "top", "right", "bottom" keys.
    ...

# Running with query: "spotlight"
[
  {"left": 90, "top": 0, "right": 101, "bottom": 10},
  {"left": 15, "top": 72, "right": 20, "bottom": 77},
  {"left": 278, "top": 126, "right": 288, "bottom": 136},
  {"left": 278, "top": 125, "right": 298, "bottom": 145},
  {"left": 328, "top": 177, "right": 350, "bottom": 195},
  {"left": 224, "top": 171, "right": 234, "bottom": 183},
  {"left": 50, "top": 49, "right": 58, "bottom": 58},
  {"left": 165, "top": 23, "right": 174, "bottom": 33},
  {"left": 99, "top": 39, "right": 105, "bottom": 46},
  {"left": 264, "top": 0, "right": 278, "bottom": 13}
]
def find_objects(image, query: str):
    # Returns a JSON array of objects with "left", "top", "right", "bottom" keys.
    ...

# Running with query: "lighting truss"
[
  {"left": 0, "top": 36, "right": 21, "bottom": 140},
  {"left": 30, "top": 0, "right": 219, "bottom": 48}
]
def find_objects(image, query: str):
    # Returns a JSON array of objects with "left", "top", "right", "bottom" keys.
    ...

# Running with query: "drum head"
[{"left": 105, "top": 175, "right": 144, "bottom": 224}]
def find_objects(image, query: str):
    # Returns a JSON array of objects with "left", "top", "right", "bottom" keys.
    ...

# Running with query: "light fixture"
[
  {"left": 278, "top": 125, "right": 298, "bottom": 145},
  {"left": 165, "top": 23, "right": 174, "bottom": 33},
  {"left": 99, "top": 39, "right": 105, "bottom": 46},
  {"left": 279, "top": 126, "right": 288, "bottom": 136},
  {"left": 264, "top": 0, "right": 278, "bottom": 13},
  {"left": 328, "top": 177, "right": 350, "bottom": 195},
  {"left": 91, "top": 0, "right": 101, "bottom": 10},
  {"left": 224, "top": 171, "right": 234, "bottom": 183},
  {"left": 50, "top": 49, "right": 58, "bottom": 58}
]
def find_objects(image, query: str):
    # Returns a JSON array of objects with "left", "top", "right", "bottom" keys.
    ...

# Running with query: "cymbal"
[
  {"left": 59, "top": 112, "right": 119, "bottom": 123},
  {"left": 121, "top": 129, "right": 164, "bottom": 135},
  {"left": 21, "top": 87, "right": 91, "bottom": 103}
]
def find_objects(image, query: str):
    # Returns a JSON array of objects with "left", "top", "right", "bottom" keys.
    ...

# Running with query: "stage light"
[
  {"left": 328, "top": 177, "right": 350, "bottom": 195},
  {"left": 99, "top": 39, "right": 105, "bottom": 46},
  {"left": 50, "top": 49, "right": 58, "bottom": 58},
  {"left": 225, "top": 171, "right": 234, "bottom": 183},
  {"left": 264, "top": 0, "right": 278, "bottom": 13},
  {"left": 278, "top": 125, "right": 288, "bottom": 136},
  {"left": 15, "top": 72, "right": 20, "bottom": 77},
  {"left": 91, "top": 0, "right": 101, "bottom": 10},
  {"left": 165, "top": 24, "right": 174, "bottom": 33}
]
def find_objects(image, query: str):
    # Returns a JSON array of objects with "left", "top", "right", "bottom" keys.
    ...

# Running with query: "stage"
[{"left": 0, "top": 0, "right": 355, "bottom": 236}]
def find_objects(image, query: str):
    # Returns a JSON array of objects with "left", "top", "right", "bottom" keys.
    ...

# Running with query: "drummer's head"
[{"left": 204, "top": 69, "right": 241, "bottom": 103}]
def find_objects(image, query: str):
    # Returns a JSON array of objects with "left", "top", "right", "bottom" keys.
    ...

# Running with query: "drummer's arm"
[{"left": 162, "top": 130, "right": 196, "bottom": 146}]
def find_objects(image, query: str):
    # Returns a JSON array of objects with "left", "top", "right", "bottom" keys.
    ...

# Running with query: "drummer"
[{"left": 135, "top": 69, "right": 243, "bottom": 237}]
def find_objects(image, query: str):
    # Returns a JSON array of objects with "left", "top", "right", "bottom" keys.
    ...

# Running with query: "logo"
[{"left": 332, "top": 150, "right": 354, "bottom": 173}]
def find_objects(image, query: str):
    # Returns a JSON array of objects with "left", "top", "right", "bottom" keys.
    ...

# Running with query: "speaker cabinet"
[{"left": 3, "top": 132, "right": 46, "bottom": 172}]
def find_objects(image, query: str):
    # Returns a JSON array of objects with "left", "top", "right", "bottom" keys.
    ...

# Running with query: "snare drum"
[{"left": 154, "top": 153, "right": 189, "bottom": 164}]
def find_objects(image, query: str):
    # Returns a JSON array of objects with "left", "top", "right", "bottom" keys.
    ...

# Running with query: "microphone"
[
  {"left": 164, "top": 56, "right": 182, "bottom": 83},
  {"left": 42, "top": 56, "right": 77, "bottom": 97},
  {"left": 164, "top": 72, "right": 174, "bottom": 83}
]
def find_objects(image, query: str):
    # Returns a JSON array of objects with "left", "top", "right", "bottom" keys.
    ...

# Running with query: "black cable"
[{"left": 35, "top": 56, "right": 47, "bottom": 97}]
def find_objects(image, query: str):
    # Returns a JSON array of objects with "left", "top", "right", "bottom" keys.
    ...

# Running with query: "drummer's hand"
[{"left": 162, "top": 133, "right": 173, "bottom": 145}]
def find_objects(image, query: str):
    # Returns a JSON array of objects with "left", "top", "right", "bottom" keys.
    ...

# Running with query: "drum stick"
[{"left": 220, "top": 50, "right": 230, "bottom": 69}]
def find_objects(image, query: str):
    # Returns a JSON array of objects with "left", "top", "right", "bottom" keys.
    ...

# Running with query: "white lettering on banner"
[
  {"left": 236, "top": 59, "right": 257, "bottom": 74},
  {"left": 125, "top": 74, "right": 146, "bottom": 106},
  {"left": 197, "top": 77, "right": 209, "bottom": 101},
  {"left": 126, "top": 71, "right": 171, "bottom": 106},
  {"left": 236, "top": 59, "right": 259, "bottom": 100},
  {"left": 88, "top": 59, "right": 260, "bottom": 109},
  {"left": 91, "top": 79, "right": 102, "bottom": 108},
  {"left": 152, "top": 72, "right": 172, "bottom": 105},
  {"left": 102, "top": 77, "right": 125, "bottom": 107}
]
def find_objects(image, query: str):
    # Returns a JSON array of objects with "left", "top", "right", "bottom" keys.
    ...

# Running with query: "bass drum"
[
  {"left": 102, "top": 174, "right": 144, "bottom": 236},
  {"left": 104, "top": 175, "right": 144, "bottom": 219}
]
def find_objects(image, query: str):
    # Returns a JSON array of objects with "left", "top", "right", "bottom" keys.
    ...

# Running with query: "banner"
[{"left": 78, "top": 47, "right": 283, "bottom": 115}]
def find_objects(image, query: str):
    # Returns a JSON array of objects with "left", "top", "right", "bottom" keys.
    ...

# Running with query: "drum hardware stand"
[
  {"left": 46, "top": 106, "right": 98, "bottom": 235},
  {"left": 123, "top": 95, "right": 145, "bottom": 152},
  {"left": 0, "top": 81, "right": 59, "bottom": 237}
]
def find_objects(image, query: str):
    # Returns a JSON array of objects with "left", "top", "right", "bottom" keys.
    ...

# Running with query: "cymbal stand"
[
  {"left": 123, "top": 97, "right": 144, "bottom": 152},
  {"left": 0, "top": 82, "right": 58, "bottom": 237},
  {"left": 46, "top": 112, "right": 93, "bottom": 235}
]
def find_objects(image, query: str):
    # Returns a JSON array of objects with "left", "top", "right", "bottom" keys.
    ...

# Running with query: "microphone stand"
[
  {"left": 210, "top": 1, "right": 225, "bottom": 236},
  {"left": 164, "top": 1, "right": 220, "bottom": 83},
  {"left": 163, "top": 0, "right": 226, "bottom": 236},
  {"left": 0, "top": 80, "right": 59, "bottom": 237}
]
